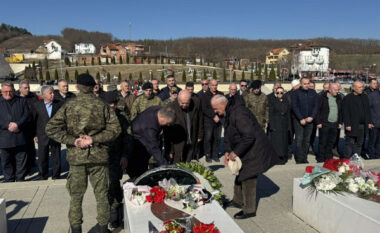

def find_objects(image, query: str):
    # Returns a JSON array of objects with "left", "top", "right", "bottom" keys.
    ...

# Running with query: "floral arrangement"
[
  {"left": 123, "top": 182, "right": 150, "bottom": 206},
  {"left": 167, "top": 185, "right": 186, "bottom": 201},
  {"left": 177, "top": 162, "right": 225, "bottom": 205},
  {"left": 193, "top": 222, "right": 220, "bottom": 233},
  {"left": 160, "top": 220, "right": 184, "bottom": 233},
  {"left": 182, "top": 186, "right": 208, "bottom": 210},
  {"left": 301, "top": 156, "right": 380, "bottom": 196},
  {"left": 146, "top": 186, "right": 167, "bottom": 203}
]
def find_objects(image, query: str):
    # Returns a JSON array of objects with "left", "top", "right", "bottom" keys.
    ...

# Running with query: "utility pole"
[{"left": 129, "top": 22, "right": 132, "bottom": 41}]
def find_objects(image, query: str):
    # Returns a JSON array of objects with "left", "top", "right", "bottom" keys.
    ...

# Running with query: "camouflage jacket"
[
  {"left": 243, "top": 92, "right": 269, "bottom": 128},
  {"left": 116, "top": 91, "right": 136, "bottom": 118},
  {"left": 45, "top": 93, "right": 121, "bottom": 165},
  {"left": 130, "top": 95, "right": 162, "bottom": 120}
]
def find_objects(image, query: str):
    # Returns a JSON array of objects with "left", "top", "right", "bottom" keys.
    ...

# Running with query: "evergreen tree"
[
  {"left": 148, "top": 57, "right": 151, "bottom": 64},
  {"left": 91, "top": 57, "right": 95, "bottom": 66},
  {"left": 244, "top": 65, "right": 248, "bottom": 71},
  {"left": 250, "top": 70, "right": 254, "bottom": 80},
  {"left": 129, "top": 73, "right": 133, "bottom": 80},
  {"left": 207, "top": 61, "right": 210, "bottom": 66},
  {"left": 119, "top": 55, "right": 123, "bottom": 64},
  {"left": 258, "top": 63, "right": 262, "bottom": 80},
  {"left": 160, "top": 56, "right": 163, "bottom": 64},
  {"left": 39, "top": 68, "right": 43, "bottom": 80},
  {"left": 193, "top": 57, "right": 196, "bottom": 65},
  {"left": 233, "top": 71, "right": 236, "bottom": 81},
  {"left": 241, "top": 70, "right": 245, "bottom": 80},
  {"left": 45, "top": 70, "right": 50, "bottom": 81},
  {"left": 232, "top": 62, "right": 236, "bottom": 70},
  {"left": 238, "top": 62, "right": 241, "bottom": 70},
  {"left": 167, "top": 58, "right": 170, "bottom": 64},
  {"left": 98, "top": 57, "right": 101, "bottom": 65},
  {"left": 264, "top": 64, "right": 268, "bottom": 80},
  {"left": 223, "top": 69, "right": 227, "bottom": 82},
  {"left": 54, "top": 69, "right": 59, "bottom": 80},
  {"left": 200, "top": 58, "right": 203, "bottom": 66},
  {"left": 32, "top": 61, "right": 36, "bottom": 70},
  {"left": 75, "top": 70, "right": 79, "bottom": 81},
  {"left": 106, "top": 57, "right": 109, "bottom": 65},
  {"left": 86, "top": 69, "right": 89, "bottom": 74},
  {"left": 203, "top": 70, "right": 207, "bottom": 80},
  {"left": 140, "top": 57, "right": 144, "bottom": 64},
  {"left": 193, "top": 69, "right": 197, "bottom": 82},
  {"left": 107, "top": 72, "right": 111, "bottom": 83},
  {"left": 65, "top": 70, "right": 69, "bottom": 81},
  {"left": 213, "top": 69, "right": 217, "bottom": 79},
  {"left": 64, "top": 57, "right": 70, "bottom": 66},
  {"left": 118, "top": 72, "right": 122, "bottom": 82},
  {"left": 133, "top": 56, "right": 137, "bottom": 64},
  {"left": 83, "top": 60, "right": 86, "bottom": 66},
  {"left": 255, "top": 63, "right": 258, "bottom": 75},
  {"left": 75, "top": 60, "right": 79, "bottom": 66},
  {"left": 38, "top": 61, "right": 42, "bottom": 70},
  {"left": 96, "top": 71, "right": 100, "bottom": 81},
  {"left": 112, "top": 57, "right": 116, "bottom": 64},
  {"left": 154, "top": 57, "right": 157, "bottom": 64},
  {"left": 182, "top": 70, "right": 186, "bottom": 82},
  {"left": 161, "top": 72, "right": 165, "bottom": 82},
  {"left": 269, "top": 65, "right": 276, "bottom": 80},
  {"left": 44, "top": 57, "right": 48, "bottom": 69},
  {"left": 126, "top": 54, "right": 130, "bottom": 64}
]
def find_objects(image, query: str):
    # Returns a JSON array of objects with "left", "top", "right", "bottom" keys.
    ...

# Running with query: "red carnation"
[{"left": 305, "top": 166, "right": 315, "bottom": 173}]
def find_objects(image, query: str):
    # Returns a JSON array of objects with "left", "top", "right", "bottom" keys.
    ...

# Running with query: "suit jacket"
[
  {"left": 53, "top": 90, "right": 76, "bottom": 105},
  {"left": 32, "top": 100, "right": 62, "bottom": 146}
]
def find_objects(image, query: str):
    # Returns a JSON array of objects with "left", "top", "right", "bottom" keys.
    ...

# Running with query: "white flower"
[
  {"left": 354, "top": 177, "right": 365, "bottom": 186},
  {"left": 348, "top": 183, "right": 359, "bottom": 193}
]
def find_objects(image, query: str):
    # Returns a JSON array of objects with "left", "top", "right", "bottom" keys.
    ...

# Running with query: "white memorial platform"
[
  {"left": 123, "top": 192, "right": 244, "bottom": 233},
  {"left": 293, "top": 178, "right": 380, "bottom": 233},
  {"left": 0, "top": 198, "right": 7, "bottom": 233}
]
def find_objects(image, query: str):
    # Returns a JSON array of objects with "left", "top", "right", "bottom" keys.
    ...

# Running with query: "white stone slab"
[
  {"left": 0, "top": 198, "right": 7, "bottom": 233},
  {"left": 123, "top": 192, "right": 244, "bottom": 233},
  {"left": 293, "top": 178, "right": 380, "bottom": 233}
]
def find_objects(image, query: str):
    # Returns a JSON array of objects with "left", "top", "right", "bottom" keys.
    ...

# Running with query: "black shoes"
[
  {"left": 233, "top": 210, "right": 256, "bottom": 219},
  {"left": 212, "top": 157, "right": 220, "bottom": 162},
  {"left": 205, "top": 156, "right": 212, "bottom": 163},
  {"left": 223, "top": 200, "right": 243, "bottom": 209}
]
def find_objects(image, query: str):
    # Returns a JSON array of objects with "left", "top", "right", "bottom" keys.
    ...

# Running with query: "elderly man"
[
  {"left": 201, "top": 79, "right": 224, "bottom": 162},
  {"left": 197, "top": 79, "right": 209, "bottom": 98},
  {"left": 320, "top": 82, "right": 330, "bottom": 95},
  {"left": 130, "top": 82, "right": 162, "bottom": 120},
  {"left": 343, "top": 81, "right": 373, "bottom": 158},
  {"left": 291, "top": 77, "right": 319, "bottom": 163},
  {"left": 158, "top": 75, "right": 182, "bottom": 101},
  {"left": 117, "top": 80, "right": 136, "bottom": 117},
  {"left": 17, "top": 80, "right": 39, "bottom": 173},
  {"left": 128, "top": 106, "right": 176, "bottom": 178},
  {"left": 32, "top": 86, "right": 63, "bottom": 180},
  {"left": 46, "top": 74, "right": 121, "bottom": 233},
  {"left": 267, "top": 81, "right": 281, "bottom": 108},
  {"left": 225, "top": 83, "right": 244, "bottom": 105},
  {"left": 151, "top": 78, "right": 160, "bottom": 96},
  {"left": 244, "top": 80, "right": 269, "bottom": 129},
  {"left": 315, "top": 83, "right": 343, "bottom": 162},
  {"left": 211, "top": 95, "right": 278, "bottom": 219},
  {"left": 0, "top": 82, "right": 30, "bottom": 182},
  {"left": 54, "top": 79, "right": 76, "bottom": 104},
  {"left": 165, "top": 90, "right": 203, "bottom": 162}
]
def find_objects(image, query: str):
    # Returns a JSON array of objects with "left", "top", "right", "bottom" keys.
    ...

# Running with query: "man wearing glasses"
[
  {"left": 197, "top": 80, "right": 209, "bottom": 99},
  {"left": 239, "top": 80, "right": 248, "bottom": 97}
]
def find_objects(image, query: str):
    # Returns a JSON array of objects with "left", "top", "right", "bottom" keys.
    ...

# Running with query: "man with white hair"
[
  {"left": 164, "top": 90, "right": 203, "bottom": 162},
  {"left": 32, "top": 86, "right": 63, "bottom": 180},
  {"left": 211, "top": 94, "right": 278, "bottom": 219},
  {"left": 54, "top": 79, "right": 76, "bottom": 104}
]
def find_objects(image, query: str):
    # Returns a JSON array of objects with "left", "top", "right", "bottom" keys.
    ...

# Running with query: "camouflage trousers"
[
  {"left": 108, "top": 162, "right": 123, "bottom": 210},
  {"left": 66, "top": 164, "right": 110, "bottom": 228}
]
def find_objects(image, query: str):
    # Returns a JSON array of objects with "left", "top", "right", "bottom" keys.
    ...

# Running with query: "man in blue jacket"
[
  {"left": 158, "top": 75, "right": 182, "bottom": 101},
  {"left": 0, "top": 82, "right": 30, "bottom": 182},
  {"left": 291, "top": 77, "right": 319, "bottom": 163}
]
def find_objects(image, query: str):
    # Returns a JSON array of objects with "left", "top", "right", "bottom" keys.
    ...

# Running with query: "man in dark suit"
[
  {"left": 0, "top": 82, "right": 30, "bottom": 182},
  {"left": 33, "top": 86, "right": 62, "bottom": 180},
  {"left": 158, "top": 75, "right": 182, "bottom": 101},
  {"left": 197, "top": 79, "right": 209, "bottom": 99},
  {"left": 165, "top": 90, "right": 203, "bottom": 163},
  {"left": 54, "top": 79, "right": 76, "bottom": 104}
]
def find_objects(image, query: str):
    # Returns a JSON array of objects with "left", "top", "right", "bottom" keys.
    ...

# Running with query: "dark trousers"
[
  {"left": 203, "top": 122, "right": 221, "bottom": 159},
  {"left": 126, "top": 139, "right": 151, "bottom": 179},
  {"left": 344, "top": 125, "right": 365, "bottom": 158},
  {"left": 183, "top": 144, "right": 194, "bottom": 162},
  {"left": 293, "top": 119, "right": 313, "bottom": 163},
  {"left": 233, "top": 176, "right": 257, "bottom": 214},
  {"left": 309, "top": 124, "right": 317, "bottom": 154},
  {"left": 37, "top": 142, "right": 61, "bottom": 179},
  {"left": 25, "top": 135, "right": 36, "bottom": 172},
  {"left": 0, "top": 146, "right": 27, "bottom": 182},
  {"left": 318, "top": 122, "right": 339, "bottom": 162},
  {"left": 368, "top": 127, "right": 380, "bottom": 159}
]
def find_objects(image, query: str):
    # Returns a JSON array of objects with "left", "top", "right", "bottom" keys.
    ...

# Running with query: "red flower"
[
  {"left": 146, "top": 186, "right": 167, "bottom": 203},
  {"left": 193, "top": 222, "right": 219, "bottom": 233},
  {"left": 305, "top": 166, "right": 315, "bottom": 173},
  {"left": 323, "top": 159, "right": 349, "bottom": 172}
]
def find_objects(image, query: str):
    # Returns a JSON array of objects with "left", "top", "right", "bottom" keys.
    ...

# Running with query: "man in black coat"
[
  {"left": 158, "top": 75, "right": 182, "bottom": 101},
  {"left": 197, "top": 79, "right": 209, "bottom": 99},
  {"left": 315, "top": 83, "right": 343, "bottom": 162},
  {"left": 343, "top": 81, "right": 373, "bottom": 158},
  {"left": 211, "top": 95, "right": 279, "bottom": 219},
  {"left": 32, "top": 86, "right": 63, "bottom": 180},
  {"left": 54, "top": 79, "right": 76, "bottom": 104},
  {"left": 127, "top": 105, "right": 176, "bottom": 179},
  {"left": 17, "top": 80, "right": 39, "bottom": 173},
  {"left": 164, "top": 90, "right": 203, "bottom": 163},
  {"left": 201, "top": 79, "right": 224, "bottom": 162},
  {"left": 0, "top": 82, "right": 30, "bottom": 182}
]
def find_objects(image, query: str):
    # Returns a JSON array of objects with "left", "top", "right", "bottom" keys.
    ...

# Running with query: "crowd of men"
[{"left": 1, "top": 74, "right": 380, "bottom": 231}]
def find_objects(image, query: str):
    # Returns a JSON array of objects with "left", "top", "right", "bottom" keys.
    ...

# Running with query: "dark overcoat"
[
  {"left": 224, "top": 102, "right": 279, "bottom": 182},
  {"left": 342, "top": 93, "right": 372, "bottom": 137}
]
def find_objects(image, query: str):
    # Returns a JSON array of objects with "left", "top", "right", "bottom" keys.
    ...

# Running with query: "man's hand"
[
  {"left": 8, "top": 122, "right": 19, "bottom": 133},
  {"left": 229, "top": 151, "right": 237, "bottom": 161},
  {"left": 213, "top": 115, "right": 220, "bottom": 123},
  {"left": 338, "top": 124, "right": 342, "bottom": 129},
  {"left": 300, "top": 119, "right": 306, "bottom": 125},
  {"left": 169, "top": 153, "right": 173, "bottom": 159},
  {"left": 223, "top": 152, "right": 229, "bottom": 166},
  {"left": 120, "top": 157, "right": 128, "bottom": 170},
  {"left": 317, "top": 124, "right": 322, "bottom": 129},
  {"left": 34, "top": 137, "right": 38, "bottom": 143},
  {"left": 197, "top": 138, "right": 202, "bottom": 143},
  {"left": 265, "top": 123, "right": 268, "bottom": 129},
  {"left": 305, "top": 117, "right": 313, "bottom": 123},
  {"left": 369, "top": 124, "right": 374, "bottom": 129},
  {"left": 74, "top": 135, "right": 93, "bottom": 148},
  {"left": 346, "top": 126, "right": 351, "bottom": 131}
]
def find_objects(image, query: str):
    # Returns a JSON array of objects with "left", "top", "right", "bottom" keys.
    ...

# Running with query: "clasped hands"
[
  {"left": 8, "top": 122, "right": 19, "bottom": 133},
  {"left": 74, "top": 135, "right": 93, "bottom": 148},
  {"left": 223, "top": 151, "right": 238, "bottom": 166}
]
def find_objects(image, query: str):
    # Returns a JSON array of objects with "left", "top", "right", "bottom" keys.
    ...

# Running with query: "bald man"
[
  {"left": 201, "top": 79, "right": 224, "bottom": 162},
  {"left": 164, "top": 90, "right": 203, "bottom": 162},
  {"left": 342, "top": 81, "right": 373, "bottom": 158},
  {"left": 225, "top": 83, "right": 245, "bottom": 106}
]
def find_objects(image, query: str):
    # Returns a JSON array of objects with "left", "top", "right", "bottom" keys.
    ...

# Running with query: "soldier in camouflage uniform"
[
  {"left": 45, "top": 74, "right": 121, "bottom": 233},
  {"left": 243, "top": 80, "right": 269, "bottom": 129},
  {"left": 130, "top": 82, "right": 162, "bottom": 120},
  {"left": 163, "top": 86, "right": 179, "bottom": 106},
  {"left": 116, "top": 80, "right": 135, "bottom": 118}
]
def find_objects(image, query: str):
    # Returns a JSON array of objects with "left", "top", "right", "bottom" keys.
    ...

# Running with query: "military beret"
[
  {"left": 250, "top": 80, "right": 262, "bottom": 90},
  {"left": 170, "top": 86, "right": 178, "bottom": 94},
  {"left": 142, "top": 82, "right": 153, "bottom": 90},
  {"left": 77, "top": 73, "right": 96, "bottom": 87},
  {"left": 103, "top": 91, "right": 118, "bottom": 104}
]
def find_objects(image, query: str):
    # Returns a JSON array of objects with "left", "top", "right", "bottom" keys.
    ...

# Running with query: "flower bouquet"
[
  {"left": 146, "top": 186, "right": 167, "bottom": 203},
  {"left": 160, "top": 220, "right": 185, "bottom": 233},
  {"left": 123, "top": 182, "right": 150, "bottom": 206},
  {"left": 183, "top": 186, "right": 210, "bottom": 210},
  {"left": 192, "top": 221, "right": 220, "bottom": 233}
]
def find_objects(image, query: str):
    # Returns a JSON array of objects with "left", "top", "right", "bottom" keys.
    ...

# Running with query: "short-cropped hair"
[
  {"left": 158, "top": 106, "right": 176, "bottom": 122},
  {"left": 186, "top": 81, "right": 194, "bottom": 87},
  {"left": 2, "top": 82, "right": 14, "bottom": 90},
  {"left": 19, "top": 80, "right": 30, "bottom": 86},
  {"left": 41, "top": 85, "right": 54, "bottom": 95}
]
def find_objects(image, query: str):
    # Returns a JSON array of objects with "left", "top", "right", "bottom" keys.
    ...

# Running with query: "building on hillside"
[
  {"left": 290, "top": 41, "right": 330, "bottom": 77},
  {"left": 75, "top": 42, "right": 96, "bottom": 54},
  {"left": 124, "top": 43, "right": 145, "bottom": 55},
  {"left": 265, "top": 48, "right": 289, "bottom": 65},
  {"left": 99, "top": 43, "right": 126, "bottom": 59},
  {"left": 42, "top": 40, "right": 62, "bottom": 60}
]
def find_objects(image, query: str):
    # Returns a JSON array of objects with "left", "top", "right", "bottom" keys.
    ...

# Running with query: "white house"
[
  {"left": 291, "top": 41, "right": 330, "bottom": 76},
  {"left": 43, "top": 40, "right": 62, "bottom": 60},
  {"left": 75, "top": 42, "right": 96, "bottom": 54}
]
